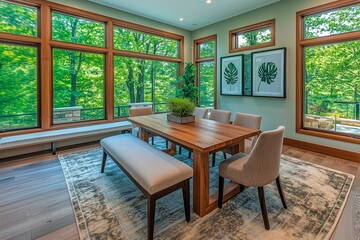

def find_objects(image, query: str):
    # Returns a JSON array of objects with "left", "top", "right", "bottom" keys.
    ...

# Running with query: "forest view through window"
[
  {"left": 113, "top": 26, "right": 180, "bottom": 117},
  {"left": 0, "top": 0, "right": 183, "bottom": 133},
  {"left": 301, "top": 3, "right": 360, "bottom": 138},
  {"left": 195, "top": 37, "right": 216, "bottom": 107}
]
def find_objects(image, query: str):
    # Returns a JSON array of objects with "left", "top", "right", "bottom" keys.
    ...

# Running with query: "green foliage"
[
  {"left": 199, "top": 61, "right": 214, "bottom": 107},
  {"left": 52, "top": 12, "right": 105, "bottom": 47},
  {"left": 168, "top": 98, "right": 195, "bottom": 117},
  {"left": 238, "top": 27, "right": 271, "bottom": 48},
  {"left": 176, "top": 62, "right": 198, "bottom": 104},
  {"left": 0, "top": 1, "right": 37, "bottom": 37},
  {"left": 257, "top": 62, "right": 278, "bottom": 91},
  {"left": 224, "top": 62, "right": 238, "bottom": 91}
]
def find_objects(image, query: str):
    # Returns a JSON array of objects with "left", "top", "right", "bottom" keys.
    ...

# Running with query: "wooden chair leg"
[
  {"left": 179, "top": 146, "right": 182, "bottom": 154},
  {"left": 258, "top": 187, "right": 270, "bottom": 230},
  {"left": 276, "top": 176, "right": 287, "bottom": 209},
  {"left": 151, "top": 137, "right": 154, "bottom": 145},
  {"left": 165, "top": 140, "right": 168, "bottom": 148},
  {"left": 188, "top": 151, "right": 191, "bottom": 159},
  {"left": 147, "top": 196, "right": 156, "bottom": 240},
  {"left": 218, "top": 176, "right": 224, "bottom": 208},
  {"left": 101, "top": 151, "right": 107, "bottom": 173},
  {"left": 223, "top": 152, "right": 227, "bottom": 159},
  {"left": 212, "top": 153, "right": 216, "bottom": 167},
  {"left": 182, "top": 179, "right": 190, "bottom": 222},
  {"left": 240, "top": 184, "right": 245, "bottom": 192}
]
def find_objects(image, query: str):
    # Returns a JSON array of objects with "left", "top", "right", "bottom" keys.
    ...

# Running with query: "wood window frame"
[
  {"left": 296, "top": 0, "right": 360, "bottom": 144},
  {"left": 229, "top": 19, "right": 275, "bottom": 53},
  {"left": 193, "top": 35, "right": 217, "bottom": 109},
  {"left": 0, "top": 0, "right": 184, "bottom": 137}
]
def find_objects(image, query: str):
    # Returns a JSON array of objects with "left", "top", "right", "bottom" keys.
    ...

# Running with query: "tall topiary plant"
[{"left": 176, "top": 62, "right": 198, "bottom": 104}]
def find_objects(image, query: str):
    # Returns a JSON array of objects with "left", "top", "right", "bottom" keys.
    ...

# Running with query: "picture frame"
[
  {"left": 220, "top": 54, "right": 243, "bottom": 96},
  {"left": 251, "top": 48, "right": 286, "bottom": 98}
]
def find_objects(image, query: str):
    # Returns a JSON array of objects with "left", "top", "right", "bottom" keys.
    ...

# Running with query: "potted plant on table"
[{"left": 167, "top": 97, "right": 195, "bottom": 124}]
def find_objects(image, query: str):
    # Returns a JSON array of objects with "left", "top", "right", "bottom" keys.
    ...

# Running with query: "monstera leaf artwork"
[
  {"left": 257, "top": 62, "right": 278, "bottom": 91},
  {"left": 224, "top": 62, "right": 238, "bottom": 91}
]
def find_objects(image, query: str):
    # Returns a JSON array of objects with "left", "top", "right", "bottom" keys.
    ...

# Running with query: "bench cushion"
[
  {"left": 100, "top": 134, "right": 193, "bottom": 195},
  {"left": 0, "top": 121, "right": 132, "bottom": 149}
]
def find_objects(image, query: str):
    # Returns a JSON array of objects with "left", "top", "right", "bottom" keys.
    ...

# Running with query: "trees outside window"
[
  {"left": 0, "top": 1, "right": 39, "bottom": 132},
  {"left": 0, "top": 44, "right": 38, "bottom": 131},
  {"left": 0, "top": 0, "right": 184, "bottom": 134},
  {"left": 113, "top": 26, "right": 181, "bottom": 117},
  {"left": 297, "top": 1, "right": 360, "bottom": 142},
  {"left": 194, "top": 36, "right": 216, "bottom": 108},
  {"left": 229, "top": 19, "right": 275, "bottom": 53}
]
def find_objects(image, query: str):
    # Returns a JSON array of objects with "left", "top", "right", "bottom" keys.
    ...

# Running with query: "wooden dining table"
[{"left": 127, "top": 113, "right": 261, "bottom": 217}]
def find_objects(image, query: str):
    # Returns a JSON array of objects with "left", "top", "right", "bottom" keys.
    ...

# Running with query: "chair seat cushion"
[
  {"left": 219, "top": 153, "right": 250, "bottom": 184},
  {"left": 101, "top": 134, "right": 193, "bottom": 194}
]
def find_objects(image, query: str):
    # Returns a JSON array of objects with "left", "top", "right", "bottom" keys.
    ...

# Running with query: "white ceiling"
[{"left": 89, "top": 0, "right": 280, "bottom": 31}]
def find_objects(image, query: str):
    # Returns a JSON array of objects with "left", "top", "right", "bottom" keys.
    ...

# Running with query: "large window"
[
  {"left": 113, "top": 26, "right": 181, "bottom": 117},
  {"left": 0, "top": 0, "right": 183, "bottom": 135},
  {"left": 229, "top": 19, "right": 275, "bottom": 53},
  {"left": 194, "top": 35, "right": 216, "bottom": 108},
  {"left": 0, "top": 43, "right": 38, "bottom": 131},
  {"left": 53, "top": 49, "right": 105, "bottom": 124},
  {"left": 0, "top": 1, "right": 39, "bottom": 133},
  {"left": 297, "top": 1, "right": 360, "bottom": 142}
]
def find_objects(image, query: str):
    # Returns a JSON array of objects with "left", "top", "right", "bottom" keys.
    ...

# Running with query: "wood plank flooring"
[{"left": 0, "top": 143, "right": 358, "bottom": 239}]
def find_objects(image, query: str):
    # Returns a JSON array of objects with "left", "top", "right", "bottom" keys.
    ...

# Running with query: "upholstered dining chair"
[
  {"left": 208, "top": 109, "right": 232, "bottom": 167},
  {"left": 212, "top": 112, "right": 262, "bottom": 167},
  {"left": 218, "top": 126, "right": 287, "bottom": 230},
  {"left": 179, "top": 107, "right": 209, "bottom": 158},
  {"left": 129, "top": 106, "right": 168, "bottom": 146}
]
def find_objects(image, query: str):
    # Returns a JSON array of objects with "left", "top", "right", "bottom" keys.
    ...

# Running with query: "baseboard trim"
[{"left": 284, "top": 138, "right": 360, "bottom": 163}]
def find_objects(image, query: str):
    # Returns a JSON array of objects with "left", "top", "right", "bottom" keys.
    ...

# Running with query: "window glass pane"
[
  {"left": 304, "top": 40, "right": 360, "bottom": 136},
  {"left": 304, "top": 4, "right": 360, "bottom": 39},
  {"left": 52, "top": 12, "right": 105, "bottom": 47},
  {"left": 0, "top": 44, "right": 38, "bottom": 131},
  {"left": 0, "top": 1, "right": 37, "bottom": 37},
  {"left": 199, "top": 61, "right": 214, "bottom": 107},
  {"left": 199, "top": 41, "right": 214, "bottom": 58},
  {"left": 53, "top": 49, "right": 104, "bottom": 124},
  {"left": 113, "top": 27, "right": 179, "bottom": 58},
  {"left": 236, "top": 27, "right": 271, "bottom": 48},
  {"left": 114, "top": 56, "right": 178, "bottom": 117}
]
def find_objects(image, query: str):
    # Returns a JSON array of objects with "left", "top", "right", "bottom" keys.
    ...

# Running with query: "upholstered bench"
[{"left": 100, "top": 134, "right": 193, "bottom": 240}]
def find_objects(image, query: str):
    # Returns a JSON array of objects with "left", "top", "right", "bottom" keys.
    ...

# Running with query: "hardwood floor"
[{"left": 0, "top": 143, "right": 358, "bottom": 239}]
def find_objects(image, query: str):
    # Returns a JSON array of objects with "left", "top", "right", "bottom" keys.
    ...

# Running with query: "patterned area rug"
[{"left": 58, "top": 141, "right": 354, "bottom": 240}]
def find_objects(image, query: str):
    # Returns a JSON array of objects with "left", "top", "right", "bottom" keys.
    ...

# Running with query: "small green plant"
[
  {"left": 168, "top": 98, "right": 195, "bottom": 117},
  {"left": 176, "top": 62, "right": 198, "bottom": 104}
]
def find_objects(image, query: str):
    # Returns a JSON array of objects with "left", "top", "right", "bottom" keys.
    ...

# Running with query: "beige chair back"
[
  {"left": 242, "top": 126, "right": 285, "bottom": 186},
  {"left": 194, "top": 107, "right": 209, "bottom": 119},
  {"left": 233, "top": 112, "right": 262, "bottom": 149},
  {"left": 209, "top": 109, "right": 231, "bottom": 124},
  {"left": 129, "top": 106, "right": 153, "bottom": 117}
]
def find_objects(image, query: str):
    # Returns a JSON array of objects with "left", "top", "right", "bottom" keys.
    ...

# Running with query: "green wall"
[{"left": 191, "top": 0, "right": 359, "bottom": 153}]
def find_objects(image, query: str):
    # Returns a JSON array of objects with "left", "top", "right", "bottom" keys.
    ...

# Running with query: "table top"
[{"left": 127, "top": 113, "right": 260, "bottom": 153}]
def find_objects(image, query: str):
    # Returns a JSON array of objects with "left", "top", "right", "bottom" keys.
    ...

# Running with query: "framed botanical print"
[
  {"left": 251, "top": 48, "right": 286, "bottom": 98},
  {"left": 220, "top": 54, "right": 243, "bottom": 96}
]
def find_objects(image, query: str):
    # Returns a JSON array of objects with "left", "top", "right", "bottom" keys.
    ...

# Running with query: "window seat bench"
[{"left": 0, "top": 121, "right": 132, "bottom": 155}]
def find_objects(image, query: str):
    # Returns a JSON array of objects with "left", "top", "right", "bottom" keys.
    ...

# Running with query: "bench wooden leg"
[
  {"left": 182, "top": 179, "right": 190, "bottom": 222},
  {"left": 51, "top": 142, "right": 56, "bottom": 155},
  {"left": 147, "top": 195, "right": 156, "bottom": 240},
  {"left": 101, "top": 151, "right": 107, "bottom": 173}
]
